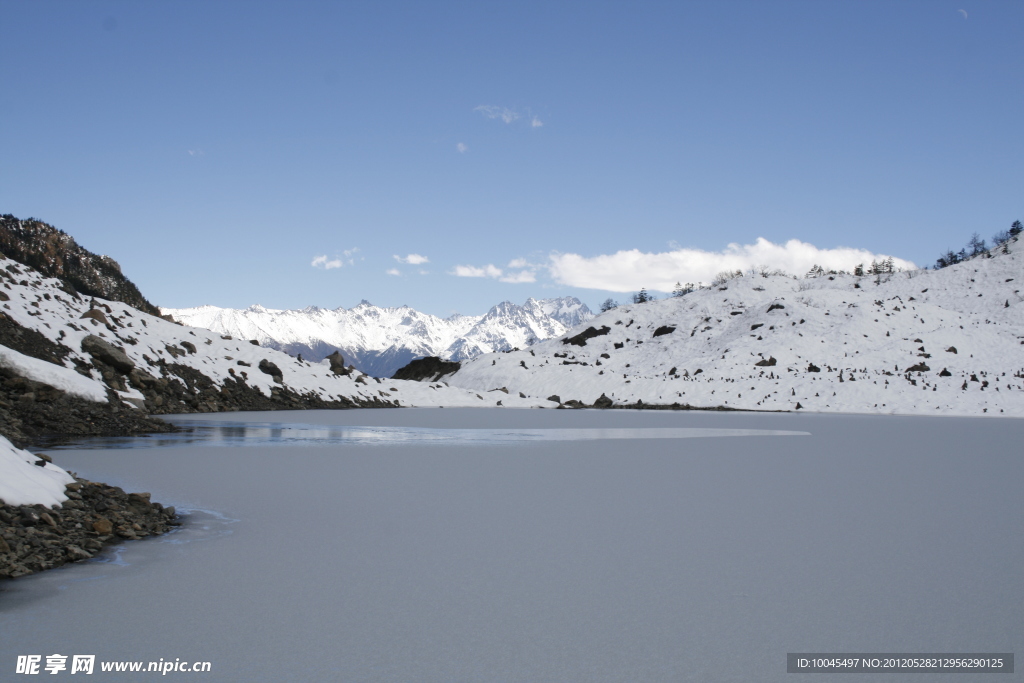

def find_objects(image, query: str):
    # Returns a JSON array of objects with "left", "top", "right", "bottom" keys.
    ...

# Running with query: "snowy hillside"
[
  {"left": 0, "top": 253, "right": 556, "bottom": 420},
  {"left": 446, "top": 238, "right": 1024, "bottom": 417},
  {"left": 163, "top": 297, "right": 592, "bottom": 377}
]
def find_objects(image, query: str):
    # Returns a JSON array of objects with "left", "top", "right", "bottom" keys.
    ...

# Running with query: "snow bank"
[
  {"left": 0, "top": 435, "right": 74, "bottom": 507},
  {"left": 0, "top": 344, "right": 108, "bottom": 402}
]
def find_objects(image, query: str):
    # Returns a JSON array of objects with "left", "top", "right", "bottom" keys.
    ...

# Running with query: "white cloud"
[
  {"left": 548, "top": 238, "right": 917, "bottom": 292},
  {"left": 187, "top": 149, "right": 205, "bottom": 157},
  {"left": 386, "top": 268, "right": 401, "bottom": 276},
  {"left": 456, "top": 142, "right": 468, "bottom": 153},
  {"left": 418, "top": 269, "right": 430, "bottom": 275},
  {"left": 394, "top": 253, "right": 429, "bottom": 265},
  {"left": 507, "top": 258, "right": 529, "bottom": 268},
  {"left": 311, "top": 255, "right": 343, "bottom": 270},
  {"left": 474, "top": 105, "right": 520, "bottom": 124},
  {"left": 312, "top": 247, "right": 359, "bottom": 270},
  {"left": 452, "top": 264, "right": 503, "bottom": 278},
  {"left": 531, "top": 116, "right": 543, "bottom": 128},
  {"left": 500, "top": 270, "right": 536, "bottom": 283},
  {"left": 451, "top": 262, "right": 536, "bottom": 283}
]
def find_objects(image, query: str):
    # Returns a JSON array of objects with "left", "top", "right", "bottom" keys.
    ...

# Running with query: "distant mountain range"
[{"left": 162, "top": 297, "right": 593, "bottom": 377}]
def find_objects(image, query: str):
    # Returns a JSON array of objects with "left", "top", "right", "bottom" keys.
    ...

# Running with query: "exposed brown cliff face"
[{"left": 0, "top": 215, "right": 160, "bottom": 317}]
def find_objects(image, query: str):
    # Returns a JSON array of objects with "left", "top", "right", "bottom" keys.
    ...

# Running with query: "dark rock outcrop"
[
  {"left": 391, "top": 356, "right": 461, "bottom": 382},
  {"left": 0, "top": 311, "right": 70, "bottom": 365},
  {"left": 593, "top": 393, "right": 613, "bottom": 408},
  {"left": 0, "top": 478, "right": 179, "bottom": 580},
  {"left": 0, "top": 367, "right": 173, "bottom": 447},
  {"left": 562, "top": 325, "right": 611, "bottom": 347},
  {"left": 0, "top": 214, "right": 161, "bottom": 316},
  {"left": 652, "top": 325, "right": 676, "bottom": 337}
]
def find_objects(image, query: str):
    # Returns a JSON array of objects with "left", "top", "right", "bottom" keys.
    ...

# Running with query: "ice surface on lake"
[
  {"left": 2, "top": 409, "right": 1021, "bottom": 682},
  {"left": 43, "top": 417, "right": 809, "bottom": 450}
]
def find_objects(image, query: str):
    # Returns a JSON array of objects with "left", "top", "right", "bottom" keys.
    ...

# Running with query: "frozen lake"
[{"left": 2, "top": 408, "right": 1021, "bottom": 681}]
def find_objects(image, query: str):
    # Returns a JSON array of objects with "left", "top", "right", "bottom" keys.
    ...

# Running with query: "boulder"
[
  {"left": 547, "top": 395, "right": 561, "bottom": 403},
  {"left": 81, "top": 335, "right": 135, "bottom": 373},
  {"left": 91, "top": 517, "right": 113, "bottom": 535},
  {"left": 326, "top": 351, "right": 349, "bottom": 375},
  {"left": 391, "top": 356, "right": 461, "bottom": 382},
  {"left": 258, "top": 359, "right": 283, "bottom": 383},
  {"left": 80, "top": 308, "right": 110, "bottom": 325},
  {"left": 593, "top": 393, "right": 613, "bottom": 408}
]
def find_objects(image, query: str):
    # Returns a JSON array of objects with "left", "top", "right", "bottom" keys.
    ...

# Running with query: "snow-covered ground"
[
  {"left": 448, "top": 238, "right": 1024, "bottom": 417},
  {"left": 162, "top": 297, "right": 592, "bottom": 377},
  {"left": 0, "top": 435, "right": 74, "bottom": 507}
]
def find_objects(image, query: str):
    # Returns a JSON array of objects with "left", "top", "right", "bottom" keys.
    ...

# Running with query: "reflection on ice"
[{"left": 43, "top": 421, "right": 809, "bottom": 450}]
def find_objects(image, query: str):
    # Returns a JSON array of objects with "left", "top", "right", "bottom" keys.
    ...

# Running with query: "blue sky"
[{"left": 2, "top": 1, "right": 1021, "bottom": 316}]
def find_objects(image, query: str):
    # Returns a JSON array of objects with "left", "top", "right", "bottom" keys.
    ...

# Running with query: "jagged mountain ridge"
[
  {"left": 163, "top": 297, "right": 593, "bottom": 377},
  {"left": 445, "top": 236, "right": 1024, "bottom": 417},
  {"left": 0, "top": 215, "right": 161, "bottom": 316}
]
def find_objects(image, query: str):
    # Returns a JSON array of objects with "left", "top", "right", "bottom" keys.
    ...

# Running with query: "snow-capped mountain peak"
[{"left": 163, "top": 297, "right": 594, "bottom": 377}]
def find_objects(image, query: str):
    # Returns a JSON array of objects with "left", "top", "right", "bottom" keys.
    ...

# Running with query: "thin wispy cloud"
[
  {"left": 311, "top": 255, "right": 343, "bottom": 270},
  {"left": 452, "top": 264, "right": 503, "bottom": 278},
  {"left": 394, "top": 254, "right": 429, "bottom": 265},
  {"left": 312, "top": 247, "right": 360, "bottom": 270},
  {"left": 451, "top": 258, "right": 537, "bottom": 283},
  {"left": 473, "top": 105, "right": 545, "bottom": 130},
  {"left": 386, "top": 268, "right": 401, "bottom": 276},
  {"left": 548, "top": 238, "right": 916, "bottom": 292},
  {"left": 500, "top": 270, "right": 536, "bottom": 283},
  {"left": 187, "top": 149, "right": 205, "bottom": 157},
  {"left": 474, "top": 105, "right": 520, "bottom": 124},
  {"left": 456, "top": 142, "right": 468, "bottom": 153}
]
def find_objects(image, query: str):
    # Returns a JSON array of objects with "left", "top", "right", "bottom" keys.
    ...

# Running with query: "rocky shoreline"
[{"left": 0, "top": 474, "right": 179, "bottom": 580}]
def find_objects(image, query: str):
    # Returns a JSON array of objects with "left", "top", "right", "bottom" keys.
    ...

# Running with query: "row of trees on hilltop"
[{"left": 934, "top": 220, "right": 1022, "bottom": 269}]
